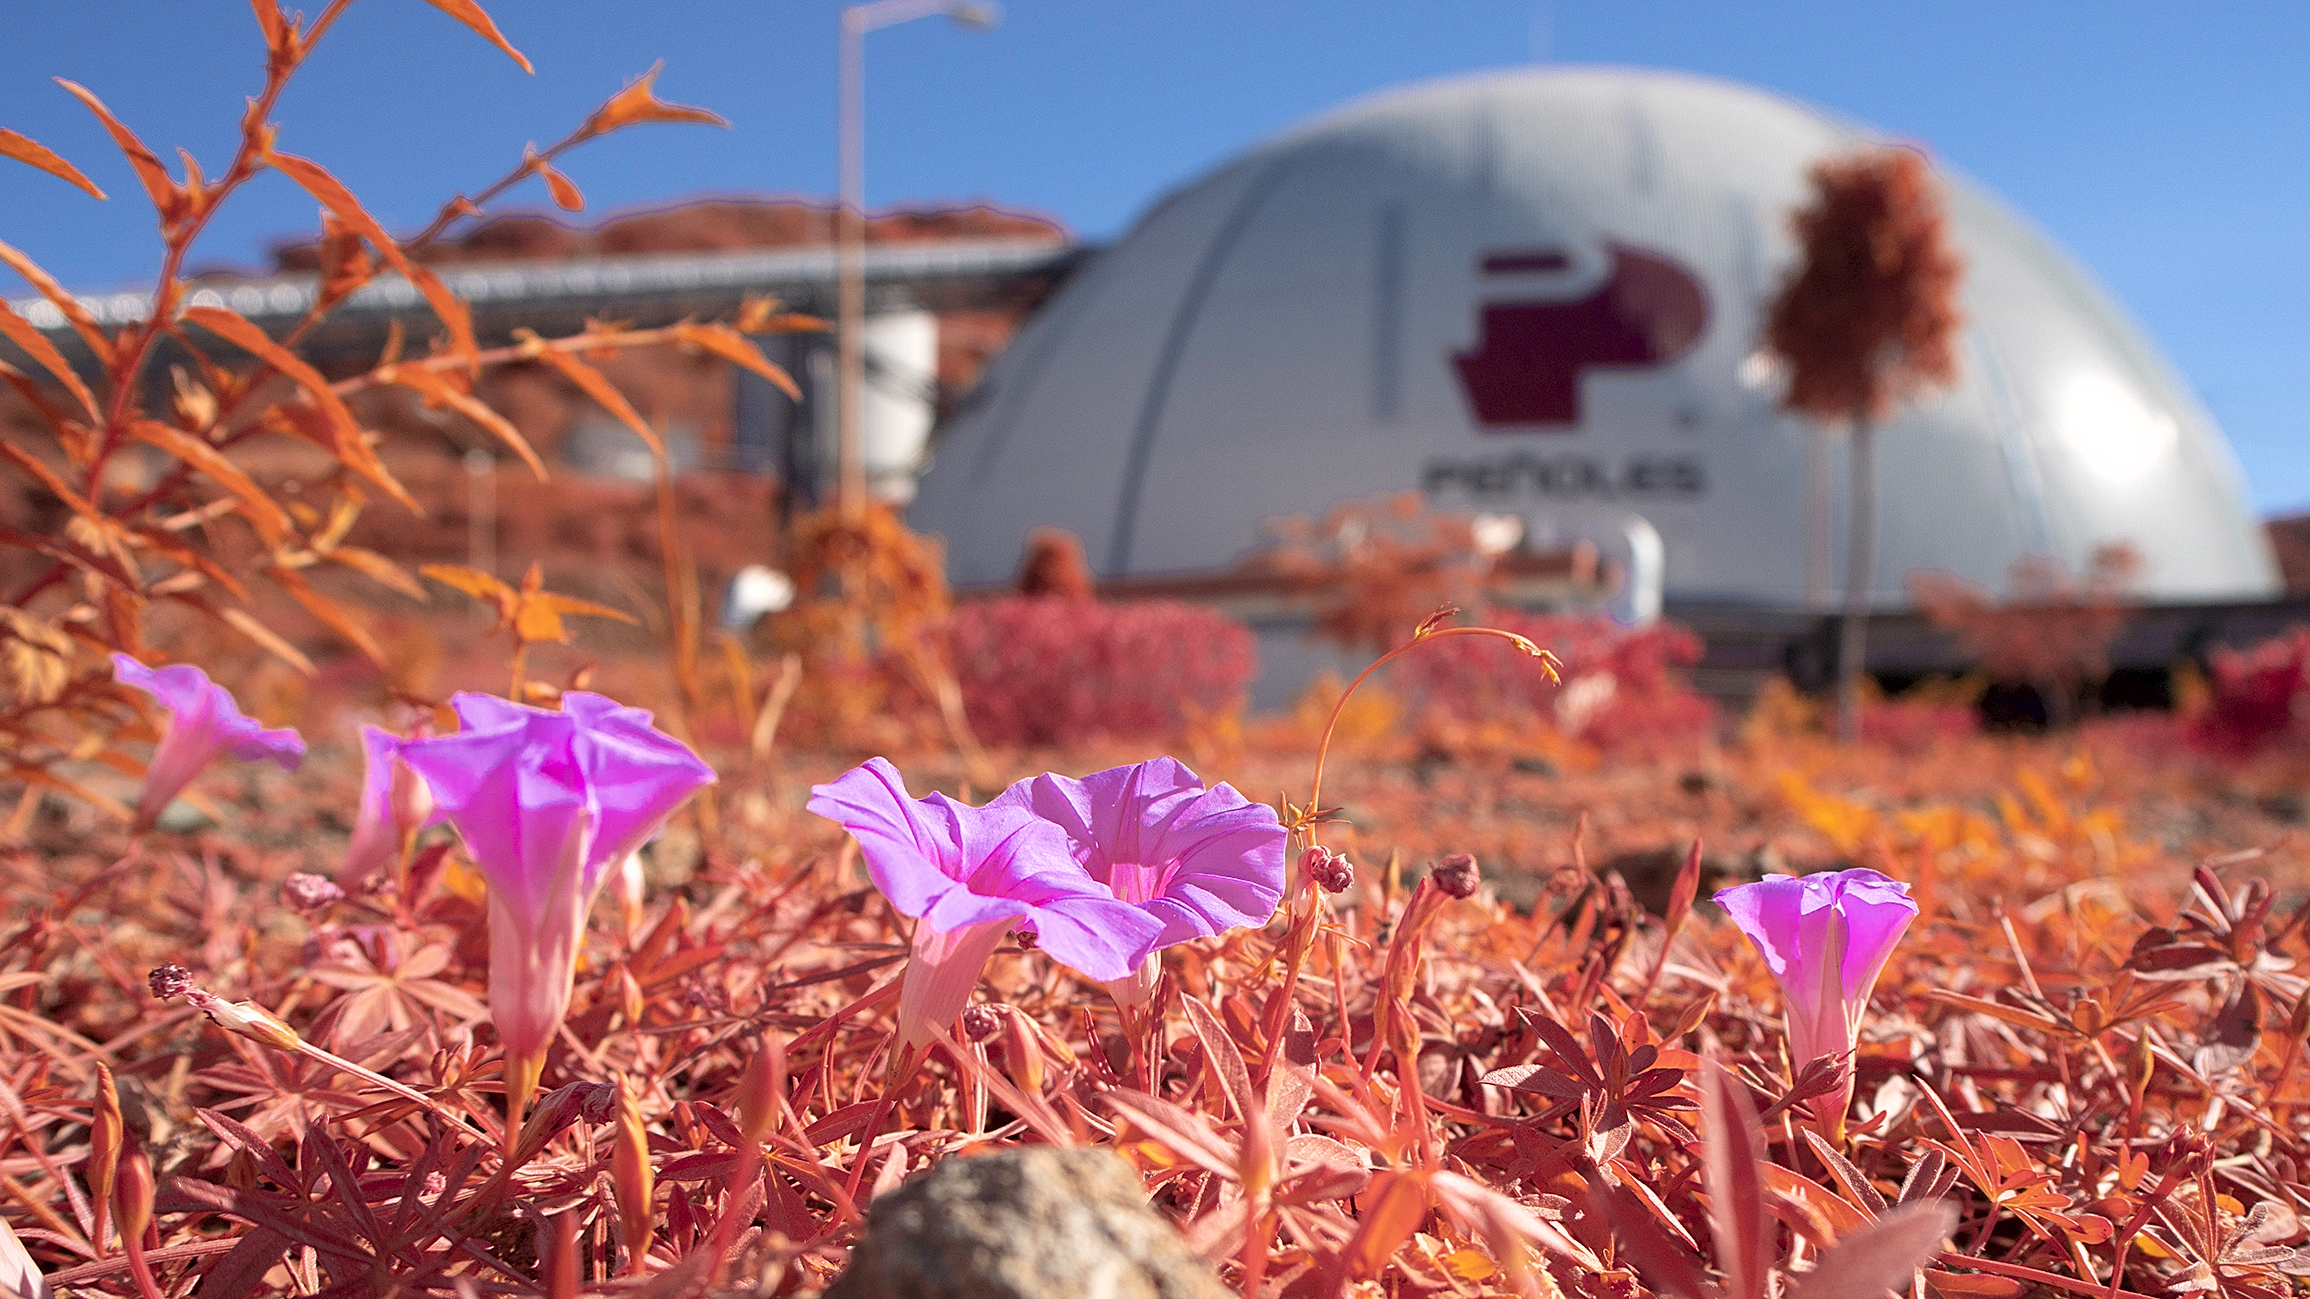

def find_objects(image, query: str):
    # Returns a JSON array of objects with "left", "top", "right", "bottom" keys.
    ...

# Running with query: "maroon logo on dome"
[{"left": 1451, "top": 244, "right": 1710, "bottom": 428}]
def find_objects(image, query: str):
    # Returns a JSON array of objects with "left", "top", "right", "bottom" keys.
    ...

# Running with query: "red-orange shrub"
[{"left": 941, "top": 596, "right": 1255, "bottom": 745}]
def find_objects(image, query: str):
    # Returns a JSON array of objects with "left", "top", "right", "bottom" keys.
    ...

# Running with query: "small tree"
[{"left": 1766, "top": 146, "right": 1964, "bottom": 741}]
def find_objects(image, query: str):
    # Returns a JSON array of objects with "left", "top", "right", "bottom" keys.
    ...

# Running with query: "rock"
[
  {"left": 826, "top": 1147, "right": 1227, "bottom": 1299},
  {"left": 152, "top": 798, "right": 216, "bottom": 835}
]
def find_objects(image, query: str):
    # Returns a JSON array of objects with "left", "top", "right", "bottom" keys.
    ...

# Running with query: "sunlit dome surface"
[{"left": 912, "top": 66, "right": 2277, "bottom": 607}]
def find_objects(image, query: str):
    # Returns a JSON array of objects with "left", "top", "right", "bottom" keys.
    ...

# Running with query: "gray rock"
[{"left": 826, "top": 1147, "right": 1228, "bottom": 1299}]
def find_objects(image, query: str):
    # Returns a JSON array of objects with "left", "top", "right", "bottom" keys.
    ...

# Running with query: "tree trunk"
[
  {"left": 1806, "top": 426, "right": 1830, "bottom": 611},
  {"left": 1836, "top": 418, "right": 1876, "bottom": 744}
]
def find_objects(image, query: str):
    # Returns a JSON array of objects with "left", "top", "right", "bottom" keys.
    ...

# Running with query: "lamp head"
[{"left": 946, "top": 2, "right": 1000, "bottom": 30}]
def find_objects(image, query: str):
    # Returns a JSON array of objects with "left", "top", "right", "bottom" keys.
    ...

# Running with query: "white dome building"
[{"left": 911, "top": 66, "right": 2277, "bottom": 609}]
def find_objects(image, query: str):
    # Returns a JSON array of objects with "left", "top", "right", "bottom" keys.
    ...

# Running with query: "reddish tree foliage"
[
  {"left": 1765, "top": 147, "right": 1965, "bottom": 423},
  {"left": 1910, "top": 543, "right": 2142, "bottom": 714},
  {"left": 1015, "top": 526, "right": 1096, "bottom": 600},
  {"left": 1767, "top": 145, "right": 1966, "bottom": 744},
  {"left": 1391, "top": 609, "right": 1716, "bottom": 754},
  {"left": 1249, "top": 493, "right": 1502, "bottom": 653}
]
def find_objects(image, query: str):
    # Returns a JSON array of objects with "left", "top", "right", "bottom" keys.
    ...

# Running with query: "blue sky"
[{"left": 3, "top": 2, "right": 2305, "bottom": 512}]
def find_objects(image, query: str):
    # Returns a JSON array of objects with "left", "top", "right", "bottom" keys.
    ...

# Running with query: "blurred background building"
[{"left": 911, "top": 66, "right": 2278, "bottom": 613}]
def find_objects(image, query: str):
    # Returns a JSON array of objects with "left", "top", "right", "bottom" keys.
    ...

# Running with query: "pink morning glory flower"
[
  {"left": 397, "top": 692, "right": 714, "bottom": 1142},
  {"left": 808, "top": 758, "right": 1162, "bottom": 1060},
  {"left": 110, "top": 653, "right": 305, "bottom": 832},
  {"left": 990, "top": 757, "right": 1286, "bottom": 1005},
  {"left": 1715, "top": 867, "right": 1917, "bottom": 1122},
  {"left": 340, "top": 725, "right": 439, "bottom": 886}
]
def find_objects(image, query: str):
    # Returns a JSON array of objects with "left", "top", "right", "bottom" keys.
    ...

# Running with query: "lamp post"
[{"left": 836, "top": 0, "right": 998, "bottom": 519}]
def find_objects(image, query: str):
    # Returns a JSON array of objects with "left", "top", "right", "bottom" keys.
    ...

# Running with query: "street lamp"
[{"left": 836, "top": 0, "right": 999, "bottom": 518}]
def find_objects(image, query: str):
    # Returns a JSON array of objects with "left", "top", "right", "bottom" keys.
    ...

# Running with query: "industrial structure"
[{"left": 908, "top": 66, "right": 2280, "bottom": 614}]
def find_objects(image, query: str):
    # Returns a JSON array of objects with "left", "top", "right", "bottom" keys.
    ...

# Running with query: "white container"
[{"left": 862, "top": 309, "right": 939, "bottom": 503}]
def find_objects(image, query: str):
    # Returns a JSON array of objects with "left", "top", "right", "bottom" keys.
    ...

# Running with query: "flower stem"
[{"left": 502, "top": 1047, "right": 545, "bottom": 1172}]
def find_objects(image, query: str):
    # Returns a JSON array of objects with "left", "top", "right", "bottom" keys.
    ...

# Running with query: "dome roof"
[{"left": 911, "top": 66, "right": 2277, "bottom": 607}]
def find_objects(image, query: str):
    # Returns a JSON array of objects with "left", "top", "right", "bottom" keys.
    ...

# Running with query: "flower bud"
[
  {"left": 112, "top": 1147, "right": 154, "bottom": 1248},
  {"left": 1431, "top": 853, "right": 1481, "bottom": 900},
  {"left": 90, "top": 1062, "right": 123, "bottom": 1249},
  {"left": 183, "top": 989, "right": 303, "bottom": 1051},
  {"left": 960, "top": 1004, "right": 1004, "bottom": 1043},
  {"left": 1011, "top": 927, "right": 1039, "bottom": 952},
  {"left": 281, "top": 873, "right": 344, "bottom": 911},
  {"left": 147, "top": 965, "right": 193, "bottom": 1001},
  {"left": 2158, "top": 1128, "right": 2211, "bottom": 1173},
  {"left": 1302, "top": 846, "right": 1355, "bottom": 894},
  {"left": 734, "top": 1041, "right": 784, "bottom": 1146},
  {"left": 612, "top": 1077, "right": 654, "bottom": 1276},
  {"left": 518, "top": 1081, "right": 606, "bottom": 1161}
]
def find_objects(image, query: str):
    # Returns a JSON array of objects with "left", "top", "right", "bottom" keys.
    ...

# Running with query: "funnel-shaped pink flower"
[
  {"left": 111, "top": 654, "right": 304, "bottom": 832},
  {"left": 1716, "top": 868, "right": 1917, "bottom": 1109},
  {"left": 991, "top": 757, "right": 1285, "bottom": 1005},
  {"left": 398, "top": 692, "right": 713, "bottom": 1131},
  {"left": 341, "top": 726, "right": 439, "bottom": 886},
  {"left": 809, "top": 758, "right": 1162, "bottom": 1056}
]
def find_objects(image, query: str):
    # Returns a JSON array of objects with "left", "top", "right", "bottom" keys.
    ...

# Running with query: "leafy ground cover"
[{"left": 7, "top": 662, "right": 2310, "bottom": 1297}]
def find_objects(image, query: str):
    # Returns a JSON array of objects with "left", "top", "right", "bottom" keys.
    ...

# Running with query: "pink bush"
[
  {"left": 1390, "top": 610, "right": 1716, "bottom": 752},
  {"left": 2188, "top": 628, "right": 2310, "bottom": 758},
  {"left": 942, "top": 596, "right": 1256, "bottom": 746}
]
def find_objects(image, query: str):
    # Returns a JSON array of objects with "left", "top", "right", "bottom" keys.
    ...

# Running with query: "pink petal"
[{"left": 893, "top": 918, "right": 1011, "bottom": 1055}]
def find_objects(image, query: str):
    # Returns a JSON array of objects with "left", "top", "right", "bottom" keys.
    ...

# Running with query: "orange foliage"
[
  {"left": 1911, "top": 543, "right": 2143, "bottom": 707},
  {"left": 0, "top": 4, "right": 787, "bottom": 797}
]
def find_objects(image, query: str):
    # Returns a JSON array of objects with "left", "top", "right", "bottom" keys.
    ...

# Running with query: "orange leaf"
[
  {"left": 513, "top": 599, "right": 568, "bottom": 645},
  {"left": 420, "top": 563, "right": 515, "bottom": 609},
  {"left": 534, "top": 592, "right": 639, "bottom": 626},
  {"left": 326, "top": 545, "right": 427, "bottom": 601},
  {"left": 423, "top": 0, "right": 533, "bottom": 73},
  {"left": 264, "top": 151, "right": 479, "bottom": 372},
  {"left": 0, "top": 433, "right": 101, "bottom": 523},
  {"left": 163, "top": 593, "right": 315, "bottom": 676},
  {"left": 672, "top": 322, "right": 800, "bottom": 399},
  {"left": 129, "top": 420, "right": 292, "bottom": 547},
  {"left": 526, "top": 344, "right": 662, "bottom": 459},
  {"left": 126, "top": 524, "right": 251, "bottom": 601},
  {"left": 736, "top": 297, "right": 827, "bottom": 334},
  {"left": 585, "top": 62, "right": 728, "bottom": 135},
  {"left": 0, "top": 361, "right": 75, "bottom": 439},
  {"left": 52, "top": 80, "right": 180, "bottom": 222},
  {"left": 0, "top": 524, "right": 139, "bottom": 594},
  {"left": 266, "top": 565, "right": 385, "bottom": 665},
  {"left": 0, "top": 238, "right": 113, "bottom": 364},
  {"left": 376, "top": 364, "right": 546, "bottom": 479},
  {"left": 180, "top": 302, "right": 385, "bottom": 480},
  {"left": 1341, "top": 1171, "right": 1431, "bottom": 1282},
  {"left": 0, "top": 127, "right": 105, "bottom": 200},
  {"left": 7, "top": 766, "right": 130, "bottom": 825},
  {"left": 535, "top": 157, "right": 583, "bottom": 212},
  {"left": 259, "top": 399, "right": 418, "bottom": 514},
  {"left": 0, "top": 302, "right": 99, "bottom": 421}
]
